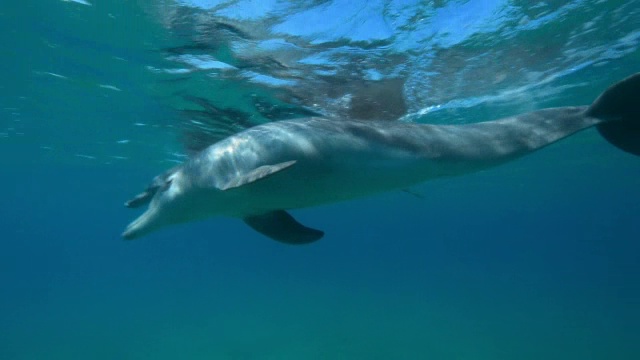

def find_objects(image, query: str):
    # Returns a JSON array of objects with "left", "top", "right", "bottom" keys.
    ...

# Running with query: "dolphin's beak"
[{"left": 122, "top": 208, "right": 161, "bottom": 240}]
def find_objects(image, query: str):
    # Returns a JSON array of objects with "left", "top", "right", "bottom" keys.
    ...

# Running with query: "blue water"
[{"left": 1, "top": 1, "right": 639, "bottom": 359}]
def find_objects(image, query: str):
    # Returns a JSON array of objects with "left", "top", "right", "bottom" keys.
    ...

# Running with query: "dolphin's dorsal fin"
[
  {"left": 243, "top": 210, "right": 324, "bottom": 244},
  {"left": 219, "top": 160, "right": 296, "bottom": 191}
]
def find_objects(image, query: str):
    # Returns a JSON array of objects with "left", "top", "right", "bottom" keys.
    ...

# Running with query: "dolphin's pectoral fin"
[
  {"left": 219, "top": 160, "right": 297, "bottom": 191},
  {"left": 243, "top": 210, "right": 324, "bottom": 245}
]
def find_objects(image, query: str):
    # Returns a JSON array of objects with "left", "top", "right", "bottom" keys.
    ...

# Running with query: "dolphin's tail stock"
[{"left": 588, "top": 73, "right": 640, "bottom": 156}]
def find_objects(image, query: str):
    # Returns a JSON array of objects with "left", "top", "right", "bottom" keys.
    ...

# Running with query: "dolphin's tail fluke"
[{"left": 588, "top": 73, "right": 640, "bottom": 156}]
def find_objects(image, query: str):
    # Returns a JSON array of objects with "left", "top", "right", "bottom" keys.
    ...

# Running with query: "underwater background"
[{"left": 1, "top": 0, "right": 639, "bottom": 359}]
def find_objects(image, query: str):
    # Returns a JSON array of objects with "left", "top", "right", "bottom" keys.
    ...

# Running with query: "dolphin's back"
[{"left": 248, "top": 106, "right": 595, "bottom": 177}]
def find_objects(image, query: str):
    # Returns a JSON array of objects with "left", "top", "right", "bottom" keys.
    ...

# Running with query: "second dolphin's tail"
[{"left": 588, "top": 73, "right": 640, "bottom": 156}]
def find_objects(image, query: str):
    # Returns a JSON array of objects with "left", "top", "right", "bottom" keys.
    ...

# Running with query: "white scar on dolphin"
[{"left": 123, "top": 73, "right": 640, "bottom": 244}]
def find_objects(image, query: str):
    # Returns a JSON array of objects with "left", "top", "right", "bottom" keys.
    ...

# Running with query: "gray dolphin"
[{"left": 123, "top": 73, "right": 640, "bottom": 244}]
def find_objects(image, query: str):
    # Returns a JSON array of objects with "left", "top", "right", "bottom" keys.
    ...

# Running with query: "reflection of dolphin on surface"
[{"left": 123, "top": 74, "right": 640, "bottom": 244}]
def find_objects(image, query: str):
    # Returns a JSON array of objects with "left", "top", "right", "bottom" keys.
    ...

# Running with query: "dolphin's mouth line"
[{"left": 122, "top": 208, "right": 159, "bottom": 240}]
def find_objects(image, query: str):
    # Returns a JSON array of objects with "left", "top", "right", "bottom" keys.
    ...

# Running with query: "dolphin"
[{"left": 123, "top": 73, "right": 640, "bottom": 244}]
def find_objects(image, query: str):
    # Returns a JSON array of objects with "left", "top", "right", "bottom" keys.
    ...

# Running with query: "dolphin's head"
[{"left": 122, "top": 166, "right": 207, "bottom": 240}]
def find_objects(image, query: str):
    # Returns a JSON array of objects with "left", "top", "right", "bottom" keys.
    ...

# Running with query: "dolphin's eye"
[{"left": 160, "top": 179, "right": 173, "bottom": 192}]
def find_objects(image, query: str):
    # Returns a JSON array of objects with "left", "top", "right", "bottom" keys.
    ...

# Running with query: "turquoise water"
[{"left": 2, "top": 1, "right": 640, "bottom": 359}]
